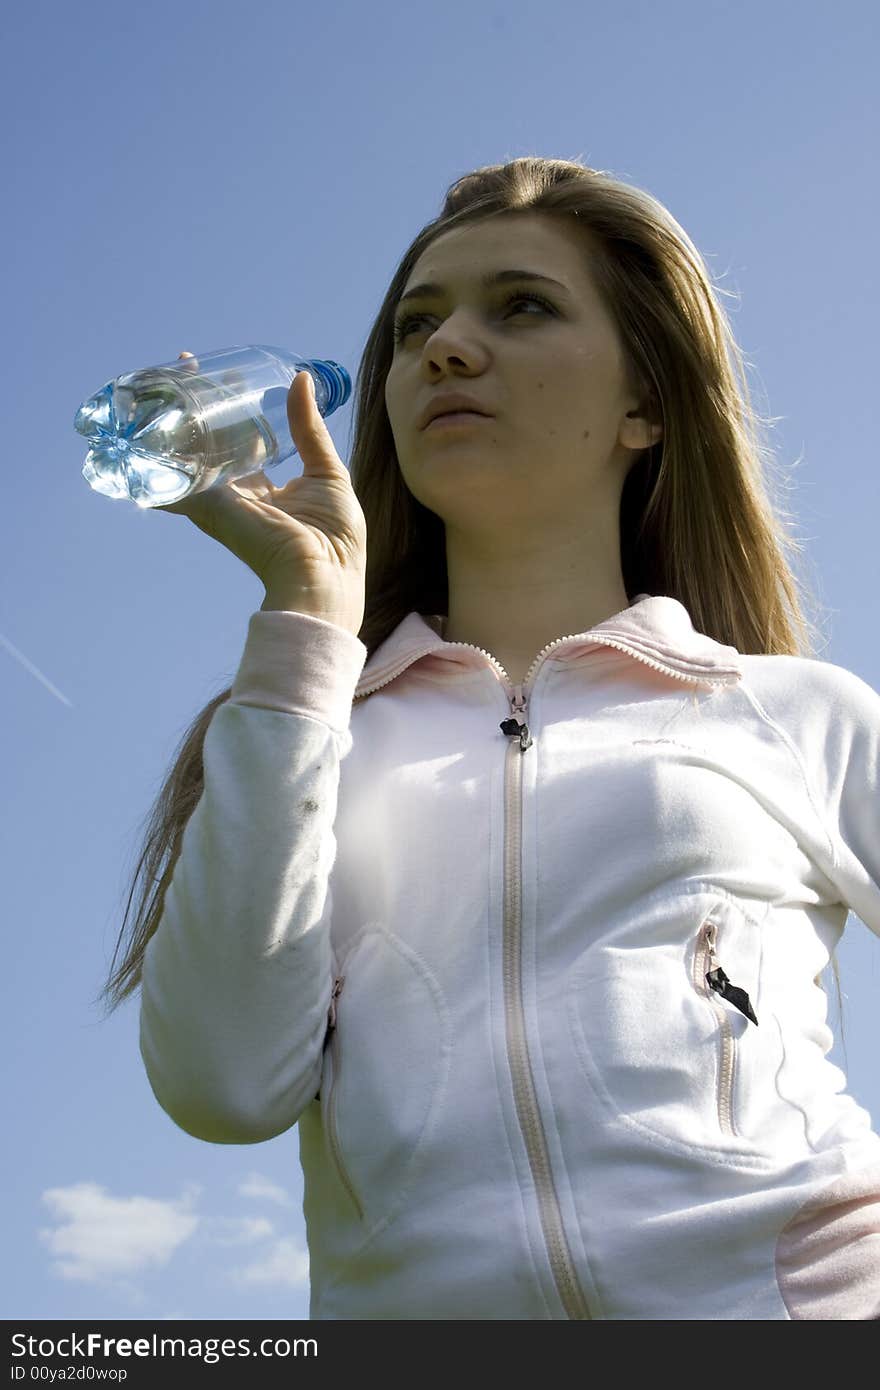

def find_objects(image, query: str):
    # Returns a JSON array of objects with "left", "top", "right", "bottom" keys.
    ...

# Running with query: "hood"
[{"left": 354, "top": 592, "right": 744, "bottom": 702}]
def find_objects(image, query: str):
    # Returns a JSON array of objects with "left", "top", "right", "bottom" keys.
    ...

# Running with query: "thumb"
[{"left": 286, "top": 369, "right": 344, "bottom": 475}]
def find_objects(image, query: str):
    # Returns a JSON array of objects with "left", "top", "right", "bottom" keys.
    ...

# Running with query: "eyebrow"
[{"left": 395, "top": 268, "right": 570, "bottom": 311}]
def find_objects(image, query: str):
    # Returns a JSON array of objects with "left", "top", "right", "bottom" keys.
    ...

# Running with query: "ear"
[{"left": 619, "top": 404, "right": 663, "bottom": 452}]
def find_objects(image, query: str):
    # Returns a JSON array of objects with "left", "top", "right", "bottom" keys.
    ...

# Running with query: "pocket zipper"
[
  {"left": 324, "top": 975, "right": 364, "bottom": 1220},
  {"left": 702, "top": 922, "right": 759, "bottom": 1025},
  {"left": 693, "top": 919, "right": 758, "bottom": 1137}
]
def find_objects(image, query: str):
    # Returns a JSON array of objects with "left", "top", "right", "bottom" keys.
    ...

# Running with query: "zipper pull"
[
  {"left": 706, "top": 966, "right": 759, "bottom": 1024},
  {"left": 703, "top": 923, "right": 758, "bottom": 1025},
  {"left": 500, "top": 685, "right": 533, "bottom": 750},
  {"left": 328, "top": 975, "right": 344, "bottom": 1032}
]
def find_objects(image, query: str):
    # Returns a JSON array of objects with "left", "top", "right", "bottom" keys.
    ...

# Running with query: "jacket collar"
[{"left": 354, "top": 592, "right": 744, "bottom": 701}]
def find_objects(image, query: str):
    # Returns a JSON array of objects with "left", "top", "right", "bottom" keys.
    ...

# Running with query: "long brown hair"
[{"left": 96, "top": 157, "right": 840, "bottom": 1032}]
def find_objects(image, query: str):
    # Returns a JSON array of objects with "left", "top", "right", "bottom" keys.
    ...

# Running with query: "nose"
[{"left": 421, "top": 319, "right": 487, "bottom": 376}]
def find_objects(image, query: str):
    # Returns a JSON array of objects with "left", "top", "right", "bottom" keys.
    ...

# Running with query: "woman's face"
[{"left": 384, "top": 211, "right": 658, "bottom": 536}]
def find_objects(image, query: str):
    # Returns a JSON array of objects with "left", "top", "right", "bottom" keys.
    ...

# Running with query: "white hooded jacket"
[{"left": 139, "top": 592, "right": 880, "bottom": 1319}]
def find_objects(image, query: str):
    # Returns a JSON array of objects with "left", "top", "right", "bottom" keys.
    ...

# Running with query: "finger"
[{"left": 286, "top": 370, "right": 345, "bottom": 476}]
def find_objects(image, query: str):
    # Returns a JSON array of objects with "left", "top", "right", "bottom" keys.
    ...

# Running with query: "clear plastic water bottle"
[{"left": 74, "top": 345, "right": 351, "bottom": 509}]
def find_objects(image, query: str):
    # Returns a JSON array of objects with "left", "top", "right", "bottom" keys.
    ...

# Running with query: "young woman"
[{"left": 98, "top": 157, "right": 880, "bottom": 1319}]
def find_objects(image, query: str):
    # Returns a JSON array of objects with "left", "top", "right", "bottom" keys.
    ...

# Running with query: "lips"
[
  {"left": 418, "top": 394, "right": 493, "bottom": 430},
  {"left": 425, "top": 412, "right": 490, "bottom": 428}
]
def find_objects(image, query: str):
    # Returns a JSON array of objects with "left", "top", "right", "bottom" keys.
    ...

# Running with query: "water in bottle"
[{"left": 74, "top": 345, "right": 351, "bottom": 509}]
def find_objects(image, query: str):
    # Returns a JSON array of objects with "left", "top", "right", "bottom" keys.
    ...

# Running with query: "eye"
[{"left": 392, "top": 290, "right": 555, "bottom": 344}]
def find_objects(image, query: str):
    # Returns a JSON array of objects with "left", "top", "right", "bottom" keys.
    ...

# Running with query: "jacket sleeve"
[
  {"left": 810, "top": 660, "right": 880, "bottom": 937},
  {"left": 138, "top": 609, "right": 368, "bottom": 1144},
  {"left": 751, "top": 656, "right": 880, "bottom": 938}
]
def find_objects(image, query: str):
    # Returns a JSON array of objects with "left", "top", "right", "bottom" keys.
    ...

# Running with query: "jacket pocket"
[
  {"left": 315, "top": 927, "right": 452, "bottom": 1236},
  {"left": 323, "top": 975, "right": 365, "bottom": 1220},
  {"left": 567, "top": 888, "right": 774, "bottom": 1158}
]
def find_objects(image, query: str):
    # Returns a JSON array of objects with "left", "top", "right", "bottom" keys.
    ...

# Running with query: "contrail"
[{"left": 0, "top": 630, "right": 73, "bottom": 707}]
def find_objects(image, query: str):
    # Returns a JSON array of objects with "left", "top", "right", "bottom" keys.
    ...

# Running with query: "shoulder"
[
  {"left": 735, "top": 652, "right": 880, "bottom": 716},
  {"left": 733, "top": 654, "right": 880, "bottom": 776}
]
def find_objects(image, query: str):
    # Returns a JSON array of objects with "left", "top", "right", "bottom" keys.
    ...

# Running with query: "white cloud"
[
  {"left": 37, "top": 1177, "right": 307, "bottom": 1300},
  {"left": 207, "top": 1216, "right": 276, "bottom": 1245},
  {"left": 228, "top": 1236, "right": 310, "bottom": 1289},
  {"left": 238, "top": 1172, "right": 295, "bottom": 1208},
  {"left": 38, "top": 1181, "right": 201, "bottom": 1284}
]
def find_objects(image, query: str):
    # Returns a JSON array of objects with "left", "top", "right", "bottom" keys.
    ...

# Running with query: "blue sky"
[{"left": 3, "top": 0, "right": 878, "bottom": 1321}]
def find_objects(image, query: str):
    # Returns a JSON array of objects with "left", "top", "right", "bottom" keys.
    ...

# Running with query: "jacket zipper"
[
  {"left": 692, "top": 920, "right": 758, "bottom": 1137},
  {"left": 324, "top": 975, "right": 364, "bottom": 1220},
  {"left": 500, "top": 685, "right": 592, "bottom": 1320}
]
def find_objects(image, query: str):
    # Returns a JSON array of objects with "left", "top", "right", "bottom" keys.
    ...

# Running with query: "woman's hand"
[{"left": 155, "top": 353, "right": 367, "bottom": 634}]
